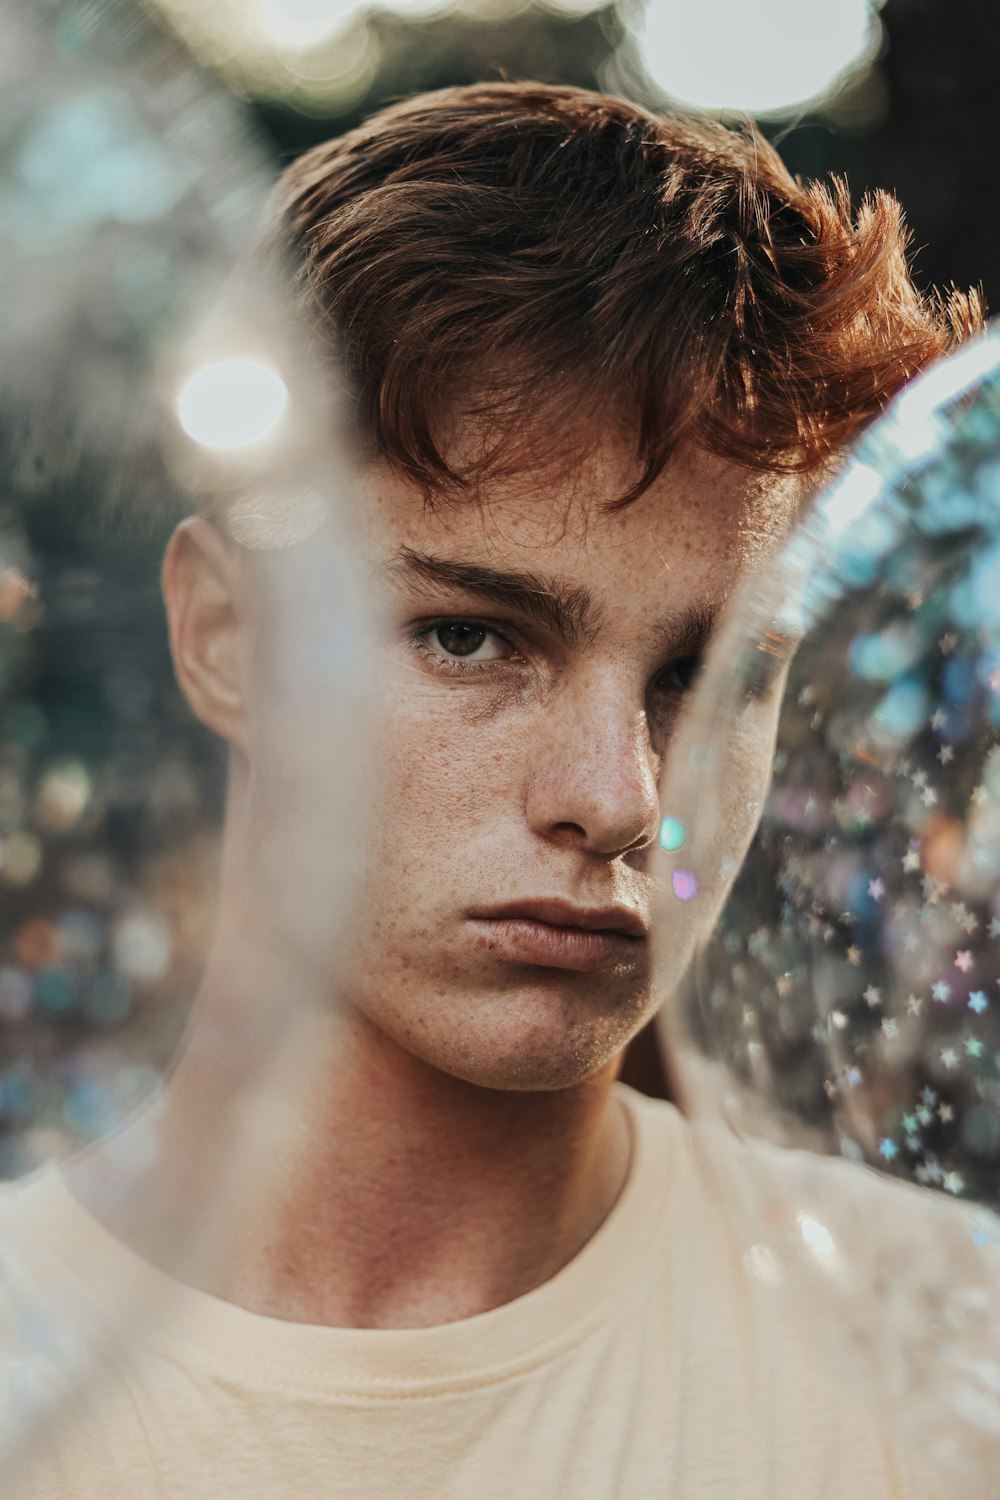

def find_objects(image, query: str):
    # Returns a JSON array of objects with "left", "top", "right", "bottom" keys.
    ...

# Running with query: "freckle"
[{"left": 493, "top": 754, "right": 503, "bottom": 762}]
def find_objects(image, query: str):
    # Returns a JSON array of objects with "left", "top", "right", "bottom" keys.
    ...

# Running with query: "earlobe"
[{"left": 162, "top": 518, "right": 246, "bottom": 747}]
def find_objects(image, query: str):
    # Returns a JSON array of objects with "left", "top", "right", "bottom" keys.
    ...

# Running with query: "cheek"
[
  {"left": 370, "top": 662, "right": 532, "bottom": 814},
  {"left": 356, "top": 676, "right": 539, "bottom": 933}
]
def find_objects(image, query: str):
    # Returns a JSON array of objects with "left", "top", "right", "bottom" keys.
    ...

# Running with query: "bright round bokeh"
[{"left": 656, "top": 330, "right": 1000, "bottom": 1480}]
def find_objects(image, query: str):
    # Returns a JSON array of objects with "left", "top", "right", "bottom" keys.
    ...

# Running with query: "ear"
[{"left": 162, "top": 518, "right": 247, "bottom": 748}]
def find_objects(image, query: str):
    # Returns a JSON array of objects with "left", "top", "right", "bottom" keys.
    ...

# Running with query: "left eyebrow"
[
  {"left": 645, "top": 603, "right": 721, "bottom": 663},
  {"left": 386, "top": 547, "right": 605, "bottom": 646}
]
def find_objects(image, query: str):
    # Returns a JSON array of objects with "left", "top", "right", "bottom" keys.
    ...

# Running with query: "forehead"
[{"left": 361, "top": 440, "right": 805, "bottom": 609}]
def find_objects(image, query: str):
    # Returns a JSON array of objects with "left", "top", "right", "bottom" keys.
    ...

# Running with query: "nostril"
[{"left": 551, "top": 821, "right": 588, "bottom": 841}]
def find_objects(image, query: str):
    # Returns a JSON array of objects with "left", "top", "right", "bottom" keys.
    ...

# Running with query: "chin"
[{"left": 382, "top": 985, "right": 653, "bottom": 1093}]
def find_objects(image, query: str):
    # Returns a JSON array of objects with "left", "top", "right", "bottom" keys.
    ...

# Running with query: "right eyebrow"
[{"left": 385, "top": 547, "right": 605, "bottom": 646}]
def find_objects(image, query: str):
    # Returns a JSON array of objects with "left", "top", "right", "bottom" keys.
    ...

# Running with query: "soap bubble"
[
  {"left": 0, "top": 0, "right": 368, "bottom": 1478},
  {"left": 657, "top": 330, "right": 1000, "bottom": 1481}
]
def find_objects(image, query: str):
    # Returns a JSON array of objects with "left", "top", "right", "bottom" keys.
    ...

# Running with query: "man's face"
[{"left": 301, "top": 437, "right": 802, "bottom": 1091}]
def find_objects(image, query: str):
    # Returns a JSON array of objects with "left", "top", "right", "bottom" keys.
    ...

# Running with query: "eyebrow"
[
  {"left": 388, "top": 547, "right": 605, "bottom": 645},
  {"left": 387, "top": 546, "right": 722, "bottom": 660}
]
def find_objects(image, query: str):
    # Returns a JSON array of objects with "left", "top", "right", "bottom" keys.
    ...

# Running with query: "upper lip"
[{"left": 470, "top": 899, "right": 648, "bottom": 940}]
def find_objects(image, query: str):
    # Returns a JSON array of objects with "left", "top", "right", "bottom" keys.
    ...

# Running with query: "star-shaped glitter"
[
  {"left": 930, "top": 709, "right": 947, "bottom": 731},
  {"left": 845, "top": 1066, "right": 862, "bottom": 1088},
  {"left": 867, "top": 877, "right": 886, "bottom": 901},
  {"left": 916, "top": 1106, "right": 934, "bottom": 1127},
  {"left": 944, "top": 1172, "right": 965, "bottom": 1195},
  {"left": 920, "top": 786, "right": 938, "bottom": 808},
  {"left": 907, "top": 994, "right": 923, "bottom": 1016},
  {"left": 937, "top": 745, "right": 955, "bottom": 765},
  {"left": 879, "top": 1138, "right": 899, "bottom": 1161},
  {"left": 863, "top": 985, "right": 882, "bottom": 1009},
  {"left": 989, "top": 918, "right": 1000, "bottom": 939},
  {"left": 830, "top": 1010, "right": 848, "bottom": 1031},
  {"left": 902, "top": 849, "right": 921, "bottom": 873},
  {"left": 941, "top": 1047, "right": 960, "bottom": 1069},
  {"left": 969, "top": 991, "right": 989, "bottom": 1014},
  {"left": 881, "top": 1018, "right": 898, "bottom": 1039},
  {"left": 903, "top": 932, "right": 920, "bottom": 954},
  {"left": 965, "top": 1037, "right": 985, "bottom": 1058},
  {"left": 912, "top": 769, "right": 928, "bottom": 790},
  {"left": 938, "top": 1103, "right": 955, "bottom": 1124},
  {"left": 955, "top": 950, "right": 974, "bottom": 973},
  {"left": 902, "top": 1113, "right": 919, "bottom": 1134},
  {"left": 932, "top": 981, "right": 951, "bottom": 1002},
  {"left": 939, "top": 633, "right": 958, "bottom": 654},
  {"left": 775, "top": 975, "right": 793, "bottom": 998},
  {"left": 846, "top": 946, "right": 862, "bottom": 967},
  {"left": 921, "top": 1086, "right": 938, "bottom": 1106}
]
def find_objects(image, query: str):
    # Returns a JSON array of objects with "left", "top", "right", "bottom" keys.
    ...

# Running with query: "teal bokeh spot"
[
  {"left": 33, "top": 966, "right": 76, "bottom": 1018},
  {"left": 659, "top": 815, "right": 686, "bottom": 852}
]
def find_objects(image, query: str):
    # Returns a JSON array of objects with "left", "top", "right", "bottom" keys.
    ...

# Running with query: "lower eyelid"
[{"left": 411, "top": 634, "right": 517, "bottom": 671}]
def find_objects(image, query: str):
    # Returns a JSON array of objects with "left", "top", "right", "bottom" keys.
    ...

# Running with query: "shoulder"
[{"left": 621, "top": 1085, "right": 1000, "bottom": 1489}]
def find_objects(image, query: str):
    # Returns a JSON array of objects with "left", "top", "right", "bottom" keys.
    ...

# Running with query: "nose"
[{"left": 525, "top": 674, "right": 661, "bottom": 859}]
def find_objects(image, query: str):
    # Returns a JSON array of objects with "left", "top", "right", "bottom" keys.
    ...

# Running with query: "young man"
[{"left": 7, "top": 83, "right": 989, "bottom": 1497}]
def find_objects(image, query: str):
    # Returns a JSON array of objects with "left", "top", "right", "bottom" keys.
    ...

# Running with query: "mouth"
[{"left": 466, "top": 899, "right": 648, "bottom": 973}]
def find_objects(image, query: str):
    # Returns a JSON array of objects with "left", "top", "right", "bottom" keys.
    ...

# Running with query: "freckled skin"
[
  {"left": 98, "top": 427, "right": 808, "bottom": 1327},
  {"left": 319, "top": 441, "right": 804, "bottom": 1092}
]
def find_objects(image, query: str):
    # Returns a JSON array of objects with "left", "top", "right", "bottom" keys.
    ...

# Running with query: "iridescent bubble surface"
[
  {"left": 0, "top": 0, "right": 368, "bottom": 1475},
  {"left": 657, "top": 330, "right": 1000, "bottom": 1480}
]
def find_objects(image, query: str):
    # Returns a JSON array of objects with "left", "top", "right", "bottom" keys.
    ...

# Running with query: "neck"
[{"left": 72, "top": 924, "right": 631, "bottom": 1331}]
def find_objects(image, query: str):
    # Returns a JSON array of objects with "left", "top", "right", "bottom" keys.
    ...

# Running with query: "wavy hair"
[{"left": 270, "top": 82, "right": 983, "bottom": 505}]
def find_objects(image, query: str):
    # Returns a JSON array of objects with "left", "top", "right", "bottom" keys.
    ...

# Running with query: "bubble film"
[
  {"left": 0, "top": 0, "right": 368, "bottom": 1475},
  {"left": 657, "top": 331, "right": 1000, "bottom": 1479}
]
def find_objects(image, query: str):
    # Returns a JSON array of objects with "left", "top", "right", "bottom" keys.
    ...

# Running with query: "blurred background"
[
  {"left": 153, "top": 0, "right": 999, "bottom": 311},
  {"left": 0, "top": 0, "right": 996, "bottom": 1170}
]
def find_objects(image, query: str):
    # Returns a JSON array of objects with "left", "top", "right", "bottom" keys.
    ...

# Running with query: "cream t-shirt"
[{"left": 3, "top": 1086, "right": 998, "bottom": 1499}]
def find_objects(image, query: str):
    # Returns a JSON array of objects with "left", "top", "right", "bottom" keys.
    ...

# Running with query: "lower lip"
[{"left": 467, "top": 918, "right": 645, "bottom": 973}]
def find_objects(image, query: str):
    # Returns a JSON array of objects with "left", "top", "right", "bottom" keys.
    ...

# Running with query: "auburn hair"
[{"left": 269, "top": 81, "right": 983, "bottom": 505}]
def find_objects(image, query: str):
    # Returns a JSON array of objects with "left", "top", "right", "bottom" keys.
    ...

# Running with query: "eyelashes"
[
  {"left": 409, "top": 617, "right": 707, "bottom": 701},
  {"left": 409, "top": 620, "right": 519, "bottom": 673}
]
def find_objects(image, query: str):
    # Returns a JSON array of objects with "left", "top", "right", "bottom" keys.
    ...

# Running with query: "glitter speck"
[{"left": 671, "top": 868, "right": 698, "bottom": 902}]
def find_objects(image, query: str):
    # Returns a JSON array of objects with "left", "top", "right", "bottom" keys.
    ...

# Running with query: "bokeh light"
[
  {"left": 176, "top": 358, "right": 290, "bottom": 451},
  {"left": 635, "top": 0, "right": 881, "bottom": 116}
]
